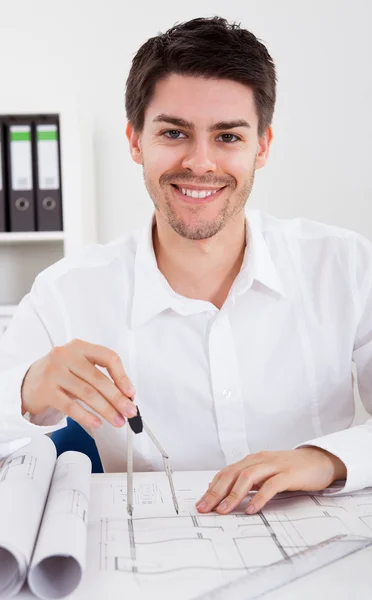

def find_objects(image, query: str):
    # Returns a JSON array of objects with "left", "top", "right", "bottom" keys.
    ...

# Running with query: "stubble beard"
[{"left": 143, "top": 164, "right": 256, "bottom": 241}]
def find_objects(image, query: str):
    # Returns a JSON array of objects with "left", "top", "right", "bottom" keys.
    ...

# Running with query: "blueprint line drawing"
[
  {"left": 44, "top": 487, "right": 89, "bottom": 523},
  {"left": 84, "top": 472, "right": 372, "bottom": 600},
  {"left": 193, "top": 534, "right": 372, "bottom": 600},
  {"left": 97, "top": 507, "right": 370, "bottom": 575},
  {"left": 0, "top": 451, "right": 36, "bottom": 483}
]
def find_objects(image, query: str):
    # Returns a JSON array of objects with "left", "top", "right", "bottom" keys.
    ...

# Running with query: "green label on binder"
[
  {"left": 10, "top": 126, "right": 33, "bottom": 191},
  {"left": 11, "top": 131, "right": 31, "bottom": 142},
  {"left": 37, "top": 130, "right": 58, "bottom": 141},
  {"left": 37, "top": 125, "right": 60, "bottom": 190}
]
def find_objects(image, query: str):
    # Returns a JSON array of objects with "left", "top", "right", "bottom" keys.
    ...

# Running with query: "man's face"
[{"left": 127, "top": 74, "right": 272, "bottom": 240}]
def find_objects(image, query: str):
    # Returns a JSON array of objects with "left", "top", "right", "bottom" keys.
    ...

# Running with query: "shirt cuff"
[
  {"left": 294, "top": 425, "right": 372, "bottom": 495},
  {"left": 0, "top": 361, "right": 67, "bottom": 442}
]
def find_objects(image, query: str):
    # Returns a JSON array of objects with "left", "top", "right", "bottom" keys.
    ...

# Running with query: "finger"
[
  {"left": 196, "top": 453, "right": 268, "bottom": 510},
  {"left": 215, "top": 463, "right": 277, "bottom": 514},
  {"left": 58, "top": 370, "right": 127, "bottom": 428},
  {"left": 196, "top": 473, "right": 222, "bottom": 506},
  {"left": 246, "top": 474, "right": 289, "bottom": 514},
  {"left": 196, "top": 469, "right": 241, "bottom": 512},
  {"left": 55, "top": 388, "right": 104, "bottom": 429},
  {"left": 70, "top": 339, "right": 136, "bottom": 397},
  {"left": 70, "top": 357, "right": 137, "bottom": 419}
]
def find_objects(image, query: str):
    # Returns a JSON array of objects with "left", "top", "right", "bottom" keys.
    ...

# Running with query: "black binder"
[
  {"left": 0, "top": 119, "right": 7, "bottom": 232},
  {"left": 33, "top": 115, "right": 63, "bottom": 231},
  {"left": 5, "top": 116, "right": 36, "bottom": 232}
]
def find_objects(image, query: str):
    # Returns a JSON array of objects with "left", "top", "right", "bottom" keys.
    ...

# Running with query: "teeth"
[{"left": 179, "top": 187, "right": 220, "bottom": 199}]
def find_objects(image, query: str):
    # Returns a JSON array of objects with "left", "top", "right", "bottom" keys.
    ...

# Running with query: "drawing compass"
[{"left": 126, "top": 405, "right": 179, "bottom": 517}]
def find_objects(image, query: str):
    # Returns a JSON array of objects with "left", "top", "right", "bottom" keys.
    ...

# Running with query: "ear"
[
  {"left": 126, "top": 121, "right": 143, "bottom": 165},
  {"left": 255, "top": 126, "right": 273, "bottom": 170}
]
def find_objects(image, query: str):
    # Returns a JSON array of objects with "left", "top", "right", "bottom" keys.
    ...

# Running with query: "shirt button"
[{"left": 222, "top": 389, "right": 232, "bottom": 399}]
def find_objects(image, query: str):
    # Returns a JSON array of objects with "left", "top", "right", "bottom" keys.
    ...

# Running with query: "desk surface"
[{"left": 14, "top": 473, "right": 372, "bottom": 600}]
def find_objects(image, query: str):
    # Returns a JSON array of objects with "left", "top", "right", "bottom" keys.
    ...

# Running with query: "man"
[{"left": 1, "top": 16, "right": 372, "bottom": 517}]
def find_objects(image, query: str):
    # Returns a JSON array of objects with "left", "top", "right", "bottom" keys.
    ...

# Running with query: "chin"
[{"left": 169, "top": 215, "right": 226, "bottom": 241}]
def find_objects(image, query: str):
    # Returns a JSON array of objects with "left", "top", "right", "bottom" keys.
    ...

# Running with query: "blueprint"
[
  {"left": 76, "top": 471, "right": 372, "bottom": 600},
  {"left": 0, "top": 436, "right": 92, "bottom": 599}
]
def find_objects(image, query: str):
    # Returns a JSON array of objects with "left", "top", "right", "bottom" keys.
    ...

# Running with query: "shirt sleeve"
[
  {"left": 294, "top": 232, "right": 372, "bottom": 495},
  {"left": 0, "top": 273, "right": 68, "bottom": 458}
]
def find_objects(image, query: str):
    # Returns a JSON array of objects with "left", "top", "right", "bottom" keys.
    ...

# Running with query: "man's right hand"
[{"left": 20, "top": 339, "right": 137, "bottom": 429}]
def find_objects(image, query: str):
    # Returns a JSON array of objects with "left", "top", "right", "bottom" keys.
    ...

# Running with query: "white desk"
[{"left": 13, "top": 473, "right": 372, "bottom": 600}]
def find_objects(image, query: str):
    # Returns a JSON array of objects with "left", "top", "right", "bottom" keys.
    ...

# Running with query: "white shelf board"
[
  {"left": 0, "top": 231, "right": 65, "bottom": 244},
  {"left": 0, "top": 304, "right": 17, "bottom": 316}
]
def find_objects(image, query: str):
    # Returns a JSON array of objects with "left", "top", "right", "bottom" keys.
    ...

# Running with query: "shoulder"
[
  {"left": 35, "top": 228, "right": 141, "bottom": 287},
  {"left": 251, "top": 209, "right": 358, "bottom": 242},
  {"left": 249, "top": 210, "right": 372, "bottom": 299},
  {"left": 250, "top": 209, "right": 372, "bottom": 258}
]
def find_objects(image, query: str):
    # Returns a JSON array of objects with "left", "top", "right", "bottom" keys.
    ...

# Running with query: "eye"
[
  {"left": 161, "top": 130, "right": 241, "bottom": 143},
  {"left": 162, "top": 130, "right": 187, "bottom": 140},
  {"left": 217, "top": 133, "right": 241, "bottom": 143}
]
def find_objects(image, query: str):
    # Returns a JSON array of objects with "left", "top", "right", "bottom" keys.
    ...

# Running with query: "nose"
[{"left": 181, "top": 138, "right": 217, "bottom": 176}]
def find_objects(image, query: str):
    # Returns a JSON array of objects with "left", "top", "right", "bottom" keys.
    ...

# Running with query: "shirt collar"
[
  {"left": 130, "top": 210, "right": 286, "bottom": 329},
  {"left": 235, "top": 209, "right": 287, "bottom": 299}
]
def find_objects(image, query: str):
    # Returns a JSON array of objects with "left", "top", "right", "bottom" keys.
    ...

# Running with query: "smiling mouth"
[
  {"left": 170, "top": 184, "right": 227, "bottom": 205},
  {"left": 171, "top": 184, "right": 226, "bottom": 198}
]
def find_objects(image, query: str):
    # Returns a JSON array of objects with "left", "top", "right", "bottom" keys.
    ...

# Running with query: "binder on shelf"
[
  {"left": 5, "top": 117, "right": 36, "bottom": 232},
  {"left": 33, "top": 116, "right": 63, "bottom": 231},
  {"left": 0, "top": 119, "right": 7, "bottom": 232}
]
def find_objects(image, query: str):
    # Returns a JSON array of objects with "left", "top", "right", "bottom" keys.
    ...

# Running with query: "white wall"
[{"left": 0, "top": 0, "right": 371, "bottom": 244}]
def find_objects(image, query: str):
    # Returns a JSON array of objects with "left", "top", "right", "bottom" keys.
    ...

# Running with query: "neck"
[{"left": 153, "top": 211, "right": 247, "bottom": 309}]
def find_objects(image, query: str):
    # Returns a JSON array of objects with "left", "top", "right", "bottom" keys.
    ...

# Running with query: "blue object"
[{"left": 50, "top": 417, "right": 104, "bottom": 473}]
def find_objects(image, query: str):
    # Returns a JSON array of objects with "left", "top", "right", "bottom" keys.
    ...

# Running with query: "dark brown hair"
[{"left": 125, "top": 16, "right": 277, "bottom": 137}]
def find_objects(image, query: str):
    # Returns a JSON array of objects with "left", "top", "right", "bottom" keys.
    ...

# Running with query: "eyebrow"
[{"left": 152, "top": 114, "right": 251, "bottom": 132}]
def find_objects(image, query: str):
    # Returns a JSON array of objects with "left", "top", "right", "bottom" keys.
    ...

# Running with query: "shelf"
[
  {"left": 0, "top": 105, "right": 96, "bottom": 314},
  {"left": 0, "top": 231, "right": 65, "bottom": 244},
  {"left": 0, "top": 304, "right": 16, "bottom": 316}
]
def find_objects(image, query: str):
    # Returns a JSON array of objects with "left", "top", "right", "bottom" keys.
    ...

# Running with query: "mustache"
[{"left": 161, "top": 173, "right": 234, "bottom": 187}]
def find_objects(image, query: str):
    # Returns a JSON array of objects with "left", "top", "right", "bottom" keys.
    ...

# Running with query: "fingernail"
[
  {"left": 92, "top": 418, "right": 102, "bottom": 428},
  {"left": 197, "top": 500, "right": 207, "bottom": 510},
  {"left": 127, "top": 385, "right": 136, "bottom": 397},
  {"left": 246, "top": 504, "right": 256, "bottom": 514},
  {"left": 126, "top": 405, "right": 137, "bottom": 417},
  {"left": 115, "top": 415, "right": 125, "bottom": 427},
  {"left": 217, "top": 500, "right": 228, "bottom": 512}
]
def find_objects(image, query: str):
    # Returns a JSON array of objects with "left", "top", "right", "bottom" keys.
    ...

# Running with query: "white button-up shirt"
[{"left": 1, "top": 209, "right": 372, "bottom": 494}]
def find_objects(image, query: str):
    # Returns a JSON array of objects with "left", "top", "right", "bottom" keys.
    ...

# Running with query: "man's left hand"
[{"left": 195, "top": 447, "right": 347, "bottom": 515}]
